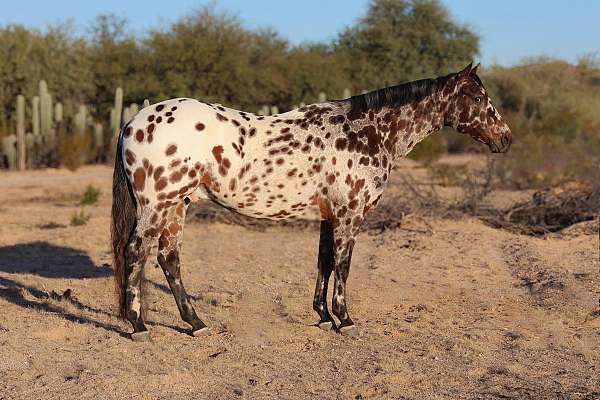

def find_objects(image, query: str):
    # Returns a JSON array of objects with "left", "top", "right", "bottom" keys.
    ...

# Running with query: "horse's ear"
[
  {"left": 470, "top": 62, "right": 480, "bottom": 75},
  {"left": 458, "top": 62, "right": 473, "bottom": 78}
]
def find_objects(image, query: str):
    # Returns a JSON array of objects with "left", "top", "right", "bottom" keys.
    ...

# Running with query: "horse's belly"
[{"left": 201, "top": 178, "right": 322, "bottom": 221}]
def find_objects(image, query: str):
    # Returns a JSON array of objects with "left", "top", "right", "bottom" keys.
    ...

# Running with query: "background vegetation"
[{"left": 0, "top": 0, "right": 598, "bottom": 189}]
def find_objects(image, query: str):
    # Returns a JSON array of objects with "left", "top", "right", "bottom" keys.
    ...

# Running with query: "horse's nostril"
[{"left": 501, "top": 134, "right": 510, "bottom": 147}]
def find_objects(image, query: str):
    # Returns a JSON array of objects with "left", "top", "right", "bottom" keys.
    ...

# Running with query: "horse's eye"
[{"left": 475, "top": 97, "right": 482, "bottom": 103}]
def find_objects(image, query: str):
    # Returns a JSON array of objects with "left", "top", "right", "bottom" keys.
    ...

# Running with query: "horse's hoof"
[
  {"left": 318, "top": 321, "right": 334, "bottom": 331},
  {"left": 339, "top": 325, "right": 359, "bottom": 337},
  {"left": 192, "top": 327, "right": 210, "bottom": 337},
  {"left": 131, "top": 331, "right": 151, "bottom": 342}
]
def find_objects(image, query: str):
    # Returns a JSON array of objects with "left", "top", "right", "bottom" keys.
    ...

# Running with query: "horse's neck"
[{"left": 388, "top": 91, "right": 446, "bottom": 159}]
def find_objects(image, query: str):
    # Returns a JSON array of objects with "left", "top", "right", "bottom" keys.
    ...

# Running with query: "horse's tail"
[{"left": 111, "top": 131, "right": 136, "bottom": 318}]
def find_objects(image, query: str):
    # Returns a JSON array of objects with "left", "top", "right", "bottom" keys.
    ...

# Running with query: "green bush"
[
  {"left": 70, "top": 209, "right": 90, "bottom": 226},
  {"left": 80, "top": 184, "right": 101, "bottom": 205}
]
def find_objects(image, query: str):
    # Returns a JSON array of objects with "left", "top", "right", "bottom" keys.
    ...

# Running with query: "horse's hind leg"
[
  {"left": 313, "top": 220, "right": 336, "bottom": 331},
  {"left": 125, "top": 219, "right": 154, "bottom": 341},
  {"left": 157, "top": 201, "right": 208, "bottom": 337}
]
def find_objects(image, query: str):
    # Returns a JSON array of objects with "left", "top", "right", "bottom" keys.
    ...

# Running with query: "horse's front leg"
[
  {"left": 330, "top": 213, "right": 364, "bottom": 337},
  {"left": 313, "top": 220, "right": 336, "bottom": 331},
  {"left": 331, "top": 235, "right": 358, "bottom": 336}
]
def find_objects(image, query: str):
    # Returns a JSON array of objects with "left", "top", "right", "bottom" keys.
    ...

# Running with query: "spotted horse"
[{"left": 111, "top": 62, "right": 512, "bottom": 341}]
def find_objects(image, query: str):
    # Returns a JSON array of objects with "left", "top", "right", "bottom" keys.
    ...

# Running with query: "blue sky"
[{"left": 1, "top": 0, "right": 598, "bottom": 66}]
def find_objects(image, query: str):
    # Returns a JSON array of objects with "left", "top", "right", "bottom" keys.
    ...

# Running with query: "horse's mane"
[{"left": 346, "top": 73, "right": 456, "bottom": 115}]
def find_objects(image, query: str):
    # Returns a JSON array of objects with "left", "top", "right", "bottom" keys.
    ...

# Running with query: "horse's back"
[{"left": 119, "top": 98, "right": 322, "bottom": 220}]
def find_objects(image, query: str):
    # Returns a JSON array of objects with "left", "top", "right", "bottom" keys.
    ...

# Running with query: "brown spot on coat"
[
  {"left": 169, "top": 171, "right": 183, "bottom": 183},
  {"left": 155, "top": 177, "right": 168, "bottom": 191},
  {"left": 135, "top": 130, "right": 144, "bottom": 143},
  {"left": 153, "top": 166, "right": 164, "bottom": 181},
  {"left": 125, "top": 149, "right": 136, "bottom": 166},
  {"left": 165, "top": 144, "right": 177, "bottom": 156},
  {"left": 133, "top": 168, "right": 146, "bottom": 191},
  {"left": 212, "top": 146, "right": 224, "bottom": 163}
]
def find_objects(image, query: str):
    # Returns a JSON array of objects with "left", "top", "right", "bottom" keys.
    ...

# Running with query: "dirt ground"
[{"left": 0, "top": 160, "right": 598, "bottom": 400}]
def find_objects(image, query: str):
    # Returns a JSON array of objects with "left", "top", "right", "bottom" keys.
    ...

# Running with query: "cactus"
[
  {"left": 32, "top": 96, "right": 40, "bottom": 137},
  {"left": 318, "top": 92, "right": 326, "bottom": 102},
  {"left": 111, "top": 87, "right": 123, "bottom": 139},
  {"left": 54, "top": 102, "right": 63, "bottom": 123},
  {"left": 39, "top": 80, "right": 53, "bottom": 138},
  {"left": 16, "top": 95, "right": 26, "bottom": 170},
  {"left": 74, "top": 105, "right": 87, "bottom": 137},
  {"left": 143, "top": 99, "right": 150, "bottom": 108},
  {"left": 2, "top": 134, "right": 17, "bottom": 169},
  {"left": 123, "top": 103, "right": 139, "bottom": 123},
  {"left": 122, "top": 108, "right": 131, "bottom": 124},
  {"left": 258, "top": 105, "right": 270, "bottom": 115},
  {"left": 25, "top": 133, "right": 35, "bottom": 168},
  {"left": 270, "top": 106, "right": 279, "bottom": 116},
  {"left": 343, "top": 88, "right": 351, "bottom": 99},
  {"left": 93, "top": 123, "right": 104, "bottom": 151}
]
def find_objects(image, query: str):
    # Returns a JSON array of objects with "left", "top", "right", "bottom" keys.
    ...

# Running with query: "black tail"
[{"left": 111, "top": 133, "right": 137, "bottom": 318}]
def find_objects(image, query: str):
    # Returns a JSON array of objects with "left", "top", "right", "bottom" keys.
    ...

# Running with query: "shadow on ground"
[
  {"left": 0, "top": 241, "right": 112, "bottom": 278},
  {"left": 0, "top": 241, "right": 194, "bottom": 336}
]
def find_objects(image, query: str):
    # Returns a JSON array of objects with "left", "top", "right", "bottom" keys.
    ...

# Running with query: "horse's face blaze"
[{"left": 447, "top": 63, "right": 512, "bottom": 153}]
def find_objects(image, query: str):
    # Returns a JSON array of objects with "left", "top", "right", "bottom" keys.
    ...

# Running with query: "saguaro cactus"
[
  {"left": 54, "top": 102, "right": 63, "bottom": 123},
  {"left": 39, "top": 81, "right": 53, "bottom": 138},
  {"left": 258, "top": 105, "right": 270, "bottom": 115},
  {"left": 74, "top": 105, "right": 87, "bottom": 137},
  {"left": 343, "top": 88, "right": 351, "bottom": 99},
  {"left": 143, "top": 99, "right": 150, "bottom": 108},
  {"left": 318, "top": 92, "right": 327, "bottom": 102},
  {"left": 111, "top": 87, "right": 123, "bottom": 139},
  {"left": 25, "top": 133, "right": 35, "bottom": 168},
  {"left": 2, "top": 134, "right": 17, "bottom": 169},
  {"left": 32, "top": 96, "right": 40, "bottom": 137},
  {"left": 16, "top": 95, "right": 25, "bottom": 170},
  {"left": 123, "top": 103, "right": 139, "bottom": 123},
  {"left": 93, "top": 123, "right": 104, "bottom": 154}
]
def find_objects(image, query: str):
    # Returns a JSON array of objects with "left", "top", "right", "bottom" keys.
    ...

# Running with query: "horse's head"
[{"left": 444, "top": 62, "right": 512, "bottom": 153}]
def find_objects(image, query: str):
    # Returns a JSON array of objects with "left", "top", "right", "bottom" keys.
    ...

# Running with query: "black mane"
[{"left": 346, "top": 73, "right": 455, "bottom": 115}]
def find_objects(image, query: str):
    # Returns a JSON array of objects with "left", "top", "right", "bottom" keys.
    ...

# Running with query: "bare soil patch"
[{"left": 0, "top": 162, "right": 598, "bottom": 399}]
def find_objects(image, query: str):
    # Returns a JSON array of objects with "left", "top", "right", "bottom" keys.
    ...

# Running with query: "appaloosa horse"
[{"left": 111, "top": 62, "right": 512, "bottom": 341}]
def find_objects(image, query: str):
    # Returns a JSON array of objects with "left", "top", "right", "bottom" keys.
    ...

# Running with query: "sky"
[{"left": 0, "top": 0, "right": 598, "bottom": 67}]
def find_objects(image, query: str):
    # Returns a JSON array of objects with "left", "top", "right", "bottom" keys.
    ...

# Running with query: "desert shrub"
[
  {"left": 493, "top": 132, "right": 600, "bottom": 190},
  {"left": 80, "top": 184, "right": 101, "bottom": 205},
  {"left": 57, "top": 134, "right": 90, "bottom": 171},
  {"left": 408, "top": 133, "right": 447, "bottom": 165},
  {"left": 70, "top": 209, "right": 90, "bottom": 226},
  {"left": 428, "top": 163, "right": 468, "bottom": 186},
  {"left": 483, "top": 59, "right": 600, "bottom": 189}
]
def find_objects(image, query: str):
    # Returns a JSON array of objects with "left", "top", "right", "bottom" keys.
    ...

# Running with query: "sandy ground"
[{"left": 0, "top": 162, "right": 598, "bottom": 400}]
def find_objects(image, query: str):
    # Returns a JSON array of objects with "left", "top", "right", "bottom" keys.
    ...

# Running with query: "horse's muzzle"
[{"left": 490, "top": 131, "right": 512, "bottom": 153}]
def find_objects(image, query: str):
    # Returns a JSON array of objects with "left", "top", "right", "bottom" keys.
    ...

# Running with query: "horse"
[{"left": 111, "top": 62, "right": 512, "bottom": 341}]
